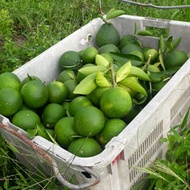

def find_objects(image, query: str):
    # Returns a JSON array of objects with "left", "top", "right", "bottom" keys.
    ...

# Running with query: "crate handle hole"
[
  {"left": 81, "top": 171, "right": 92, "bottom": 179},
  {"left": 80, "top": 34, "right": 93, "bottom": 45}
]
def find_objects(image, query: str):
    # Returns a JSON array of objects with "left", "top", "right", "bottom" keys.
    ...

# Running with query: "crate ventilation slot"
[
  {"left": 170, "top": 88, "right": 190, "bottom": 126},
  {"left": 128, "top": 120, "right": 163, "bottom": 182}
]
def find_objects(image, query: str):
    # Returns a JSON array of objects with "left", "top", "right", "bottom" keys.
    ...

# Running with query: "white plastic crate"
[{"left": 1, "top": 15, "right": 190, "bottom": 190}]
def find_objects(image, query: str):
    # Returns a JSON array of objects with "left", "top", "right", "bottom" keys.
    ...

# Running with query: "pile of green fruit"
[{"left": 0, "top": 10, "right": 189, "bottom": 157}]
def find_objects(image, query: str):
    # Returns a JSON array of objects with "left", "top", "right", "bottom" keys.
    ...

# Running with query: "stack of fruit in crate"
[{"left": 0, "top": 10, "right": 189, "bottom": 157}]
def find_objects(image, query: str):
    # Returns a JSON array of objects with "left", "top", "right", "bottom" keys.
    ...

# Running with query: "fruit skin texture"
[
  {"left": 74, "top": 106, "right": 105, "bottom": 137},
  {"left": 100, "top": 87, "right": 132, "bottom": 118},
  {"left": 0, "top": 72, "right": 21, "bottom": 92},
  {"left": 98, "top": 44, "right": 119, "bottom": 54},
  {"left": 69, "top": 96, "right": 93, "bottom": 116},
  {"left": 21, "top": 80, "right": 49, "bottom": 109},
  {"left": 42, "top": 103, "right": 66, "bottom": 128},
  {"left": 54, "top": 117, "right": 78, "bottom": 148},
  {"left": 68, "top": 137, "right": 102, "bottom": 157},
  {"left": 87, "top": 87, "right": 109, "bottom": 108},
  {"left": 119, "top": 34, "right": 142, "bottom": 50},
  {"left": 58, "top": 50, "right": 82, "bottom": 72},
  {"left": 95, "top": 23, "right": 120, "bottom": 47},
  {"left": 47, "top": 80, "right": 68, "bottom": 104},
  {"left": 98, "top": 118, "right": 127, "bottom": 146},
  {"left": 0, "top": 88, "right": 23, "bottom": 116},
  {"left": 22, "top": 75, "right": 41, "bottom": 85},
  {"left": 81, "top": 46, "right": 98, "bottom": 64},
  {"left": 12, "top": 110, "right": 41, "bottom": 131},
  {"left": 163, "top": 50, "right": 188, "bottom": 69}
]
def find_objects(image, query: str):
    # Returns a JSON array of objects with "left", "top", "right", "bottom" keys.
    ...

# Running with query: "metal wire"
[{"left": 118, "top": 0, "right": 190, "bottom": 9}]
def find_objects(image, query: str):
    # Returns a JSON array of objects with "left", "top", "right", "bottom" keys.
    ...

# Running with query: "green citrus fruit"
[
  {"left": 119, "top": 34, "right": 142, "bottom": 50},
  {"left": 98, "top": 118, "right": 126, "bottom": 146},
  {"left": 163, "top": 50, "right": 188, "bottom": 69},
  {"left": 100, "top": 87, "right": 132, "bottom": 118},
  {"left": 87, "top": 87, "right": 108, "bottom": 107},
  {"left": 79, "top": 49, "right": 85, "bottom": 57},
  {"left": 47, "top": 80, "right": 68, "bottom": 104},
  {"left": 0, "top": 88, "right": 22, "bottom": 117},
  {"left": 95, "top": 23, "right": 120, "bottom": 47},
  {"left": 69, "top": 96, "right": 93, "bottom": 116},
  {"left": 12, "top": 110, "right": 41, "bottom": 131},
  {"left": 0, "top": 72, "right": 21, "bottom": 92},
  {"left": 22, "top": 75, "right": 41, "bottom": 85},
  {"left": 21, "top": 80, "right": 49, "bottom": 109},
  {"left": 42, "top": 103, "right": 66, "bottom": 128},
  {"left": 121, "top": 44, "right": 143, "bottom": 54},
  {"left": 74, "top": 106, "right": 105, "bottom": 137},
  {"left": 58, "top": 69, "right": 76, "bottom": 83},
  {"left": 152, "top": 80, "right": 168, "bottom": 91},
  {"left": 62, "top": 101, "right": 70, "bottom": 114},
  {"left": 54, "top": 117, "right": 78, "bottom": 148},
  {"left": 68, "top": 137, "right": 102, "bottom": 157},
  {"left": 64, "top": 79, "right": 78, "bottom": 99},
  {"left": 81, "top": 46, "right": 98, "bottom": 64},
  {"left": 98, "top": 44, "right": 119, "bottom": 54},
  {"left": 143, "top": 48, "right": 158, "bottom": 63},
  {"left": 58, "top": 50, "right": 82, "bottom": 72}
]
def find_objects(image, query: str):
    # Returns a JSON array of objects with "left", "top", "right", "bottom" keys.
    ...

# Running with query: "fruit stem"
[
  {"left": 149, "top": 81, "right": 153, "bottom": 99},
  {"left": 110, "top": 63, "right": 117, "bottom": 87},
  {"left": 142, "top": 54, "right": 151, "bottom": 71},
  {"left": 98, "top": 0, "right": 104, "bottom": 15}
]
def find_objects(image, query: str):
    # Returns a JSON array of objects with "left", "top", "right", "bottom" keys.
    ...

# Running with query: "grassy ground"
[
  {"left": 1, "top": 0, "right": 190, "bottom": 73},
  {"left": 1, "top": 0, "right": 190, "bottom": 189}
]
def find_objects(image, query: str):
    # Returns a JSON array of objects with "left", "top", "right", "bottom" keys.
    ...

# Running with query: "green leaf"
[
  {"left": 174, "top": 145, "right": 190, "bottom": 157},
  {"left": 96, "top": 71, "right": 112, "bottom": 87},
  {"left": 7, "top": 144, "right": 20, "bottom": 154},
  {"left": 170, "top": 128, "right": 181, "bottom": 143},
  {"left": 46, "top": 130, "right": 60, "bottom": 146},
  {"left": 120, "top": 77, "right": 147, "bottom": 96},
  {"left": 134, "top": 23, "right": 137, "bottom": 35},
  {"left": 155, "top": 178, "right": 163, "bottom": 189},
  {"left": 36, "top": 125, "right": 60, "bottom": 146},
  {"left": 160, "top": 137, "right": 168, "bottom": 143},
  {"left": 110, "top": 52, "right": 143, "bottom": 67},
  {"left": 27, "top": 128, "right": 38, "bottom": 138},
  {"left": 180, "top": 107, "right": 190, "bottom": 129},
  {"left": 95, "top": 54, "right": 109, "bottom": 67},
  {"left": 165, "top": 36, "right": 173, "bottom": 53},
  {"left": 132, "top": 93, "right": 147, "bottom": 105},
  {"left": 78, "top": 65, "right": 107, "bottom": 75},
  {"left": 106, "top": 8, "right": 125, "bottom": 20},
  {"left": 116, "top": 61, "right": 132, "bottom": 83},
  {"left": 172, "top": 37, "right": 182, "bottom": 50},
  {"left": 129, "top": 66, "right": 151, "bottom": 81},
  {"left": 15, "top": 168, "right": 28, "bottom": 184},
  {"left": 137, "top": 29, "right": 153, "bottom": 36},
  {"left": 158, "top": 35, "right": 165, "bottom": 53},
  {"left": 73, "top": 73, "right": 97, "bottom": 95}
]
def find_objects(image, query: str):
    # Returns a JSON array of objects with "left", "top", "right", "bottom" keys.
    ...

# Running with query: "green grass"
[
  {"left": 1, "top": 0, "right": 190, "bottom": 73},
  {"left": 1, "top": 0, "right": 190, "bottom": 189}
]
